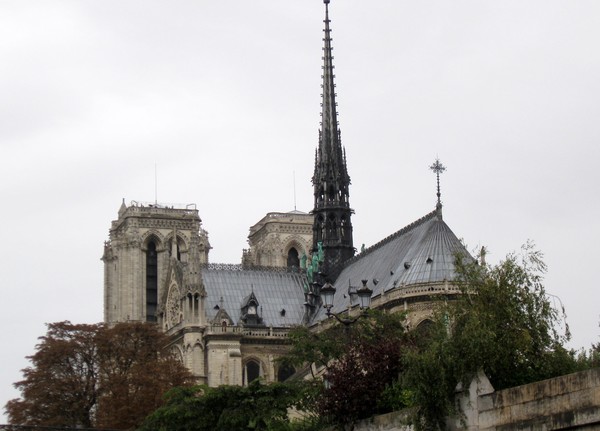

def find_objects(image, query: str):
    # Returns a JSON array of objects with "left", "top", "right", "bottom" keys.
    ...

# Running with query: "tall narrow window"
[
  {"left": 287, "top": 247, "right": 300, "bottom": 268},
  {"left": 146, "top": 241, "right": 158, "bottom": 322},
  {"left": 244, "top": 360, "right": 260, "bottom": 385}
]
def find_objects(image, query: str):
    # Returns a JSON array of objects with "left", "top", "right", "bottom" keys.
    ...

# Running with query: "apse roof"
[
  {"left": 312, "top": 208, "right": 470, "bottom": 321},
  {"left": 202, "top": 265, "right": 307, "bottom": 327}
]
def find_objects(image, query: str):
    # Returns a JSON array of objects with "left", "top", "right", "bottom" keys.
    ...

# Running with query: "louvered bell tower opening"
[{"left": 146, "top": 241, "right": 158, "bottom": 322}]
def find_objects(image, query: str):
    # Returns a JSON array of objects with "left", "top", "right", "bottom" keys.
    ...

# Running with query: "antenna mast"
[
  {"left": 154, "top": 163, "right": 158, "bottom": 205},
  {"left": 293, "top": 170, "right": 297, "bottom": 211}
]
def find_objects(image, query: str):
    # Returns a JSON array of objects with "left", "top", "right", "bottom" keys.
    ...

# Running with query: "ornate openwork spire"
[
  {"left": 319, "top": 0, "right": 342, "bottom": 166},
  {"left": 311, "top": 0, "right": 354, "bottom": 282},
  {"left": 429, "top": 158, "right": 446, "bottom": 214}
]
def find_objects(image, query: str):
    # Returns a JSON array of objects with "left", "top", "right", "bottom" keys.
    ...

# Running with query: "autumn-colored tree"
[
  {"left": 5, "top": 322, "right": 100, "bottom": 428},
  {"left": 5, "top": 321, "right": 193, "bottom": 430},
  {"left": 283, "top": 310, "right": 411, "bottom": 428},
  {"left": 95, "top": 322, "right": 193, "bottom": 429}
]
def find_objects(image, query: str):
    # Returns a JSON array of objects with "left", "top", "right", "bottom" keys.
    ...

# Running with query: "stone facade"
[
  {"left": 103, "top": 201, "right": 304, "bottom": 386},
  {"left": 102, "top": 201, "right": 210, "bottom": 324},
  {"left": 242, "top": 211, "right": 313, "bottom": 268}
]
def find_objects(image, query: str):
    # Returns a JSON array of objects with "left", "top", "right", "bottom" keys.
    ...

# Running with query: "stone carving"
[{"left": 166, "top": 283, "right": 181, "bottom": 329}]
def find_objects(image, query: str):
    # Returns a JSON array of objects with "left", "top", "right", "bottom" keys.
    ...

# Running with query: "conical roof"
[{"left": 314, "top": 208, "right": 471, "bottom": 319}]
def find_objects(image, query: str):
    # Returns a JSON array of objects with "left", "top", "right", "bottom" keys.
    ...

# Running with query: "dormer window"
[{"left": 240, "top": 291, "right": 265, "bottom": 327}]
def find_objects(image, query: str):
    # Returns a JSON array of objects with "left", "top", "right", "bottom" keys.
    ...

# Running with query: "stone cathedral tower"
[
  {"left": 312, "top": 0, "right": 354, "bottom": 281},
  {"left": 102, "top": 200, "right": 211, "bottom": 324}
]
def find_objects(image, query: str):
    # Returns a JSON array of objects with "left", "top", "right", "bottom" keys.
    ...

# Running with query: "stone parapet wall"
[
  {"left": 352, "top": 368, "right": 600, "bottom": 431},
  {"left": 474, "top": 368, "right": 600, "bottom": 430}
]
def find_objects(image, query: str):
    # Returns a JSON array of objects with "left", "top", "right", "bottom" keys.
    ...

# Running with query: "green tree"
[
  {"left": 5, "top": 321, "right": 193, "bottom": 429},
  {"left": 138, "top": 380, "right": 317, "bottom": 431},
  {"left": 403, "top": 243, "right": 578, "bottom": 430}
]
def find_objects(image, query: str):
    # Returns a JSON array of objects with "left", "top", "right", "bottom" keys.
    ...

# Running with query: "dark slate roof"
[
  {"left": 201, "top": 265, "right": 307, "bottom": 327},
  {"left": 313, "top": 208, "right": 470, "bottom": 320}
]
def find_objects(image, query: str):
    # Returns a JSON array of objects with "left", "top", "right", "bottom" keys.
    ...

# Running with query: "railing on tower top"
[{"left": 128, "top": 200, "right": 197, "bottom": 211}]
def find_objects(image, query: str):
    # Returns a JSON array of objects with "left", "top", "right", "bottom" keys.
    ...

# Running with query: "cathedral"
[{"left": 102, "top": 0, "right": 469, "bottom": 386}]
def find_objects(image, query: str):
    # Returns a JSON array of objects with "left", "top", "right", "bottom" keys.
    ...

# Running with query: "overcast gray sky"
[{"left": 2, "top": 0, "right": 600, "bottom": 421}]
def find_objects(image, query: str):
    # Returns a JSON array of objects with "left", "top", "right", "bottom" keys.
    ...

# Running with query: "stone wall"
[
  {"left": 352, "top": 368, "right": 600, "bottom": 431},
  {"left": 351, "top": 409, "right": 413, "bottom": 431},
  {"left": 464, "top": 368, "right": 600, "bottom": 430}
]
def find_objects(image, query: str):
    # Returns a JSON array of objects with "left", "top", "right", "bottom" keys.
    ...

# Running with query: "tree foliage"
[
  {"left": 402, "top": 243, "right": 579, "bottom": 430},
  {"left": 283, "top": 310, "right": 412, "bottom": 427},
  {"left": 138, "top": 380, "right": 319, "bottom": 431},
  {"left": 5, "top": 321, "right": 193, "bottom": 429},
  {"left": 283, "top": 244, "right": 581, "bottom": 430}
]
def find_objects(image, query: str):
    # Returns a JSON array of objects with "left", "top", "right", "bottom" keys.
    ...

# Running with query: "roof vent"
[
  {"left": 213, "top": 304, "right": 220, "bottom": 310},
  {"left": 426, "top": 257, "right": 433, "bottom": 264},
  {"left": 404, "top": 262, "right": 411, "bottom": 269},
  {"left": 280, "top": 308, "right": 286, "bottom": 317}
]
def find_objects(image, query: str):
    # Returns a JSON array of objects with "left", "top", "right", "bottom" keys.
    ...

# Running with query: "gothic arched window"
[
  {"left": 328, "top": 185, "right": 335, "bottom": 202},
  {"left": 414, "top": 319, "right": 434, "bottom": 349},
  {"left": 287, "top": 247, "right": 300, "bottom": 268},
  {"left": 327, "top": 213, "right": 338, "bottom": 239},
  {"left": 146, "top": 241, "right": 158, "bottom": 322},
  {"left": 244, "top": 360, "right": 261, "bottom": 385},
  {"left": 277, "top": 364, "right": 295, "bottom": 382}
]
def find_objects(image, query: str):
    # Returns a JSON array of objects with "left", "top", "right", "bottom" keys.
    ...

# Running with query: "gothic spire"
[
  {"left": 319, "top": 0, "right": 343, "bottom": 169},
  {"left": 312, "top": 0, "right": 354, "bottom": 282}
]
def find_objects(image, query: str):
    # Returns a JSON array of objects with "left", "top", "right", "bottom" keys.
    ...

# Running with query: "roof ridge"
[{"left": 343, "top": 208, "right": 439, "bottom": 267}]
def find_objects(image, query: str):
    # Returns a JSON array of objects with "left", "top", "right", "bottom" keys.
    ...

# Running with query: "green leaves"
[
  {"left": 402, "top": 243, "right": 578, "bottom": 430},
  {"left": 138, "top": 380, "right": 316, "bottom": 431}
]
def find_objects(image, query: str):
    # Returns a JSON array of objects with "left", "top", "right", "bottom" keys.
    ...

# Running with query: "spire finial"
[{"left": 429, "top": 158, "right": 446, "bottom": 208}]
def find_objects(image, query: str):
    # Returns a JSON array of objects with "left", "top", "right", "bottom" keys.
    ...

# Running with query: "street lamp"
[
  {"left": 357, "top": 279, "right": 373, "bottom": 309},
  {"left": 320, "top": 282, "right": 336, "bottom": 309},
  {"left": 320, "top": 279, "right": 373, "bottom": 326}
]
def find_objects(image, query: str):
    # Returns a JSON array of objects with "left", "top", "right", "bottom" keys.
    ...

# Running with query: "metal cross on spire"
[{"left": 429, "top": 158, "right": 446, "bottom": 208}]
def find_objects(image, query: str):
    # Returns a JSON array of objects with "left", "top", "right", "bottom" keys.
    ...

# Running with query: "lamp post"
[{"left": 320, "top": 279, "right": 373, "bottom": 326}]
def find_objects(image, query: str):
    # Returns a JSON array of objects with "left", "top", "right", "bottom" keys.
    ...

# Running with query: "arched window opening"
[
  {"left": 146, "top": 241, "right": 158, "bottom": 323},
  {"left": 414, "top": 319, "right": 434, "bottom": 349},
  {"left": 316, "top": 215, "right": 325, "bottom": 242},
  {"left": 340, "top": 215, "right": 347, "bottom": 239},
  {"left": 287, "top": 247, "right": 300, "bottom": 268},
  {"left": 327, "top": 213, "right": 338, "bottom": 239},
  {"left": 244, "top": 360, "right": 261, "bottom": 385},
  {"left": 277, "top": 364, "right": 295, "bottom": 382},
  {"left": 193, "top": 294, "right": 200, "bottom": 321}
]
